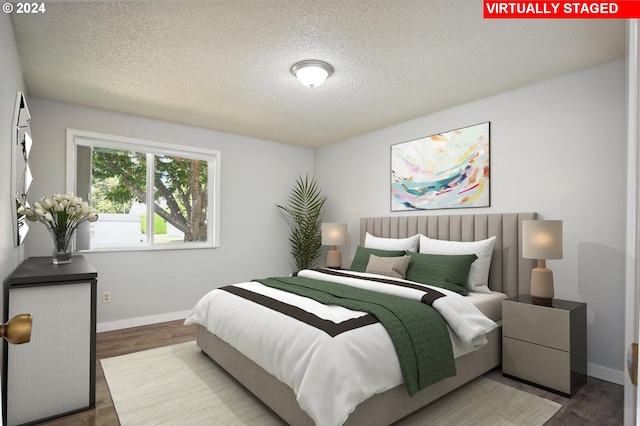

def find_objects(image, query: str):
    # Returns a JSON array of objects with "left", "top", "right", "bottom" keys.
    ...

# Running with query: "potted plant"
[{"left": 276, "top": 175, "right": 327, "bottom": 271}]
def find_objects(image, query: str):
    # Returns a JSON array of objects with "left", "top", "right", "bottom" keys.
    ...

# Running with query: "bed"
[{"left": 186, "top": 212, "right": 536, "bottom": 425}]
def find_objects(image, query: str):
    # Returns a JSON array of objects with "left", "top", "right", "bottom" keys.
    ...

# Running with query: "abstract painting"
[{"left": 391, "top": 122, "right": 490, "bottom": 211}]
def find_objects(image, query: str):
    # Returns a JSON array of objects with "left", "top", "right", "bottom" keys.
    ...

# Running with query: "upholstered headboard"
[{"left": 360, "top": 213, "right": 536, "bottom": 297}]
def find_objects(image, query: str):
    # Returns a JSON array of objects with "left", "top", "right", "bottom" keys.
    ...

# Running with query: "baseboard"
[
  {"left": 97, "top": 310, "right": 191, "bottom": 333},
  {"left": 588, "top": 362, "right": 625, "bottom": 385}
]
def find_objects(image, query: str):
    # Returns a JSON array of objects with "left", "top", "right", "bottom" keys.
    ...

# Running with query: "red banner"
[{"left": 484, "top": 1, "right": 640, "bottom": 18}]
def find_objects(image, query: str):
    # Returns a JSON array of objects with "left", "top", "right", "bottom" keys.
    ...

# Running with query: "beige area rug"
[{"left": 102, "top": 341, "right": 561, "bottom": 425}]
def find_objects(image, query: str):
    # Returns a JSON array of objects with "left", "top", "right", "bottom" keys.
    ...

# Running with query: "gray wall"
[
  {"left": 1, "top": 14, "right": 26, "bottom": 417},
  {"left": 0, "top": 15, "right": 26, "bottom": 314},
  {"left": 24, "top": 98, "right": 315, "bottom": 329},
  {"left": 315, "top": 60, "right": 627, "bottom": 384}
]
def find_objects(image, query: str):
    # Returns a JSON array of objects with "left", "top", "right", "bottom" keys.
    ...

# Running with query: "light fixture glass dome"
[{"left": 291, "top": 60, "right": 333, "bottom": 88}]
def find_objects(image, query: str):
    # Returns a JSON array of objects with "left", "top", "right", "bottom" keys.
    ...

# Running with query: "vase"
[{"left": 49, "top": 229, "right": 73, "bottom": 265}]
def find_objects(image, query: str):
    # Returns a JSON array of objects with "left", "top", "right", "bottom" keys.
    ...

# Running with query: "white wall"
[
  {"left": 24, "top": 98, "right": 314, "bottom": 329},
  {"left": 315, "top": 60, "right": 627, "bottom": 384},
  {"left": 625, "top": 21, "right": 639, "bottom": 424}
]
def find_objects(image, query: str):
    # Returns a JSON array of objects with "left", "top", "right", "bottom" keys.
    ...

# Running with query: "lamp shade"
[
  {"left": 522, "top": 220, "right": 563, "bottom": 260},
  {"left": 322, "top": 223, "right": 347, "bottom": 246}
]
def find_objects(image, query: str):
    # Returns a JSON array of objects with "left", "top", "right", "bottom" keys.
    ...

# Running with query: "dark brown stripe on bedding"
[
  {"left": 221, "top": 285, "right": 378, "bottom": 337},
  {"left": 310, "top": 268, "right": 446, "bottom": 305},
  {"left": 421, "top": 292, "right": 443, "bottom": 305}
]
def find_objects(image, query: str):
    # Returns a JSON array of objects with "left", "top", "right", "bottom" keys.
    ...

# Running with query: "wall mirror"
[{"left": 11, "top": 92, "right": 32, "bottom": 246}]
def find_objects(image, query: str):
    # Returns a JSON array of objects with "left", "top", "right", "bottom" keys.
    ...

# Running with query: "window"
[{"left": 66, "top": 129, "right": 220, "bottom": 251}]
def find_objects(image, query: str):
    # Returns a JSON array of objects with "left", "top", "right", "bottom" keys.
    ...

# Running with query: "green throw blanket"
[{"left": 254, "top": 276, "right": 455, "bottom": 396}]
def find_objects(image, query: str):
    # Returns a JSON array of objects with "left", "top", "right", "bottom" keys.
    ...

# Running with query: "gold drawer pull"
[{"left": 0, "top": 313, "right": 32, "bottom": 344}]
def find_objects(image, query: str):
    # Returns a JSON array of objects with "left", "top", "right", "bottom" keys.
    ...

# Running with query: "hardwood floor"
[
  {"left": 484, "top": 369, "right": 624, "bottom": 426},
  {"left": 33, "top": 320, "right": 623, "bottom": 426}
]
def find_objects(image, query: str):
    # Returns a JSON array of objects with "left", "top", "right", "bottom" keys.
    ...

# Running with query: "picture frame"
[{"left": 391, "top": 122, "right": 490, "bottom": 211}]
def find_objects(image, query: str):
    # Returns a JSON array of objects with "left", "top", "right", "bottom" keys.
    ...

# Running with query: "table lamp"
[
  {"left": 322, "top": 223, "right": 347, "bottom": 268},
  {"left": 1, "top": 313, "right": 32, "bottom": 344},
  {"left": 522, "top": 220, "right": 563, "bottom": 304}
]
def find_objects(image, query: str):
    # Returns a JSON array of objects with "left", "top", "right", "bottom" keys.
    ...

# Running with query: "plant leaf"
[{"left": 276, "top": 174, "right": 327, "bottom": 271}]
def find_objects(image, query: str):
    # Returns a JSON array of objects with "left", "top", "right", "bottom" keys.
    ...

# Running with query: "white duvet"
[{"left": 184, "top": 268, "right": 497, "bottom": 426}]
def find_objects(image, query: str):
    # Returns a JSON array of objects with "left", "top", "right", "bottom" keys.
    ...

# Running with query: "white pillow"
[
  {"left": 365, "top": 232, "right": 419, "bottom": 252},
  {"left": 418, "top": 235, "right": 496, "bottom": 293}
]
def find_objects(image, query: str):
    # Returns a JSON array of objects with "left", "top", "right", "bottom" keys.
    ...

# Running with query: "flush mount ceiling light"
[{"left": 291, "top": 60, "right": 334, "bottom": 88}]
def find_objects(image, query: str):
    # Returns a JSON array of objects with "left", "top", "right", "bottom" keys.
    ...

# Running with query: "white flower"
[{"left": 22, "top": 192, "right": 99, "bottom": 236}]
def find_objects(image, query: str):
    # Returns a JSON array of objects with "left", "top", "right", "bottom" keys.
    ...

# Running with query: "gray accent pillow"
[
  {"left": 349, "top": 246, "right": 406, "bottom": 272},
  {"left": 365, "top": 254, "right": 411, "bottom": 279}
]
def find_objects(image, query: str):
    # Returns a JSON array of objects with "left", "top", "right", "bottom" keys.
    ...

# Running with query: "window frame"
[{"left": 66, "top": 128, "right": 221, "bottom": 252}]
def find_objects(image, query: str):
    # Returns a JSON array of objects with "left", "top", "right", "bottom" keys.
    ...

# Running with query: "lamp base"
[
  {"left": 530, "top": 265, "right": 554, "bottom": 305},
  {"left": 326, "top": 247, "right": 342, "bottom": 268}
]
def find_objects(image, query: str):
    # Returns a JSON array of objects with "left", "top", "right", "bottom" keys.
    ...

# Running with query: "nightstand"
[
  {"left": 502, "top": 295, "right": 587, "bottom": 397},
  {"left": 4, "top": 256, "right": 97, "bottom": 425}
]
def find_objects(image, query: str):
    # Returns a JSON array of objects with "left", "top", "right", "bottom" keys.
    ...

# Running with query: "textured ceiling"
[{"left": 11, "top": 1, "right": 626, "bottom": 148}]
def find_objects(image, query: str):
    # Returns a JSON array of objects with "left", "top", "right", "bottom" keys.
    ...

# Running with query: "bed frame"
[{"left": 196, "top": 212, "right": 537, "bottom": 425}]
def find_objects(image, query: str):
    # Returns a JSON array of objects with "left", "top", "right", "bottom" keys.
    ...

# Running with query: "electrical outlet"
[{"left": 102, "top": 291, "right": 111, "bottom": 303}]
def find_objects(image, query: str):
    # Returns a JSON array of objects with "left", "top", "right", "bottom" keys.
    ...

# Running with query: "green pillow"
[
  {"left": 349, "top": 246, "right": 406, "bottom": 272},
  {"left": 405, "top": 251, "right": 478, "bottom": 295}
]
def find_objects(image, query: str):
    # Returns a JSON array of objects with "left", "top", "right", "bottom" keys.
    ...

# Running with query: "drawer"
[
  {"left": 503, "top": 337, "right": 571, "bottom": 394},
  {"left": 8, "top": 283, "right": 93, "bottom": 425},
  {"left": 503, "top": 300, "right": 570, "bottom": 351}
]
